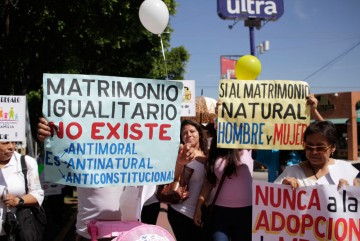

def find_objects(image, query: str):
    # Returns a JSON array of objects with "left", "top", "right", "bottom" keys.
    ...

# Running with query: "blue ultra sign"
[{"left": 217, "top": 0, "right": 284, "bottom": 20}]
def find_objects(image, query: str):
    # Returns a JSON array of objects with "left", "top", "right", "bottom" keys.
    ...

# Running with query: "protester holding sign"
[
  {"left": 254, "top": 94, "right": 324, "bottom": 182},
  {"left": 38, "top": 74, "right": 187, "bottom": 240},
  {"left": 274, "top": 121, "right": 359, "bottom": 188},
  {"left": 167, "top": 119, "right": 209, "bottom": 241},
  {"left": 0, "top": 141, "right": 44, "bottom": 240}
]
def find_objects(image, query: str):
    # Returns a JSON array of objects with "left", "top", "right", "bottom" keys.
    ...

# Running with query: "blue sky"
[{"left": 168, "top": 0, "right": 360, "bottom": 100}]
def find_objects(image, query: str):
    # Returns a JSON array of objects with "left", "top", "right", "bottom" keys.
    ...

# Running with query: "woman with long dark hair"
[
  {"left": 194, "top": 135, "right": 253, "bottom": 241},
  {"left": 167, "top": 119, "right": 209, "bottom": 241}
]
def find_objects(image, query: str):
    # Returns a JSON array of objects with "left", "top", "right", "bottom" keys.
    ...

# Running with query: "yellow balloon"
[{"left": 235, "top": 55, "right": 262, "bottom": 80}]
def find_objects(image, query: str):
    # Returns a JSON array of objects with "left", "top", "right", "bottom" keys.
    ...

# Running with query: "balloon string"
[{"left": 159, "top": 34, "right": 169, "bottom": 80}]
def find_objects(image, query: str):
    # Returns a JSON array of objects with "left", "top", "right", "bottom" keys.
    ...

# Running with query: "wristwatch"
[{"left": 17, "top": 197, "right": 25, "bottom": 207}]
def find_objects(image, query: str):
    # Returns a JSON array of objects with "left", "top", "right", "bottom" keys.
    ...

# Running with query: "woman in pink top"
[{"left": 194, "top": 135, "right": 253, "bottom": 241}]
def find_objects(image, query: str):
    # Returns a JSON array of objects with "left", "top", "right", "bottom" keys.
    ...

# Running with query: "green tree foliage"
[
  {"left": 151, "top": 45, "right": 190, "bottom": 80},
  {"left": 0, "top": 0, "right": 189, "bottom": 146},
  {"left": 0, "top": 0, "right": 188, "bottom": 94}
]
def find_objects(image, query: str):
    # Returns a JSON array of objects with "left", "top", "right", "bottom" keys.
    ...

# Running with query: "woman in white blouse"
[
  {"left": 274, "top": 121, "right": 359, "bottom": 188},
  {"left": 0, "top": 142, "right": 44, "bottom": 239}
]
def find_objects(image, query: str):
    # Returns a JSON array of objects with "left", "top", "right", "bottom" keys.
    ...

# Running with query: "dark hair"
[
  {"left": 303, "top": 121, "right": 338, "bottom": 147},
  {"left": 180, "top": 119, "right": 209, "bottom": 156},
  {"left": 204, "top": 123, "right": 216, "bottom": 137},
  {"left": 205, "top": 133, "right": 239, "bottom": 185}
]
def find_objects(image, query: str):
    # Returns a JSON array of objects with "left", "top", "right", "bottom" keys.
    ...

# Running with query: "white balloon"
[{"left": 139, "top": 0, "right": 169, "bottom": 34}]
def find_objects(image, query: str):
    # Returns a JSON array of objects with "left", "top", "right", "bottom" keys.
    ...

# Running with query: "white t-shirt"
[
  {"left": 0, "top": 152, "right": 44, "bottom": 236},
  {"left": 274, "top": 159, "right": 359, "bottom": 186},
  {"left": 76, "top": 185, "right": 156, "bottom": 239}
]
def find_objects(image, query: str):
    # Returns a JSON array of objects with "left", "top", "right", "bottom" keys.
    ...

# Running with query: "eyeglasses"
[{"left": 303, "top": 144, "right": 332, "bottom": 153}]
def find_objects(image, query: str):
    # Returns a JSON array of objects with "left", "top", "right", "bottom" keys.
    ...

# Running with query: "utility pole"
[
  {"left": 200, "top": 89, "right": 203, "bottom": 124},
  {"left": 244, "top": 18, "right": 262, "bottom": 56}
]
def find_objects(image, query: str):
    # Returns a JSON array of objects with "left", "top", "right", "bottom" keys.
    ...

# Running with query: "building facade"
[{"left": 314, "top": 92, "right": 360, "bottom": 161}]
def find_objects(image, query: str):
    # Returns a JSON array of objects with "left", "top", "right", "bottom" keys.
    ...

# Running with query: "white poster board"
[{"left": 0, "top": 95, "right": 26, "bottom": 142}]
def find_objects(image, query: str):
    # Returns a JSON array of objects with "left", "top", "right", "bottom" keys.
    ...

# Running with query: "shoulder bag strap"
[
  {"left": 20, "top": 155, "right": 29, "bottom": 194},
  {"left": 210, "top": 171, "right": 227, "bottom": 206}
]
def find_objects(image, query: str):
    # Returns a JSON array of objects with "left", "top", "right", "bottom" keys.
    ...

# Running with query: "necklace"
[{"left": 308, "top": 161, "right": 318, "bottom": 180}]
